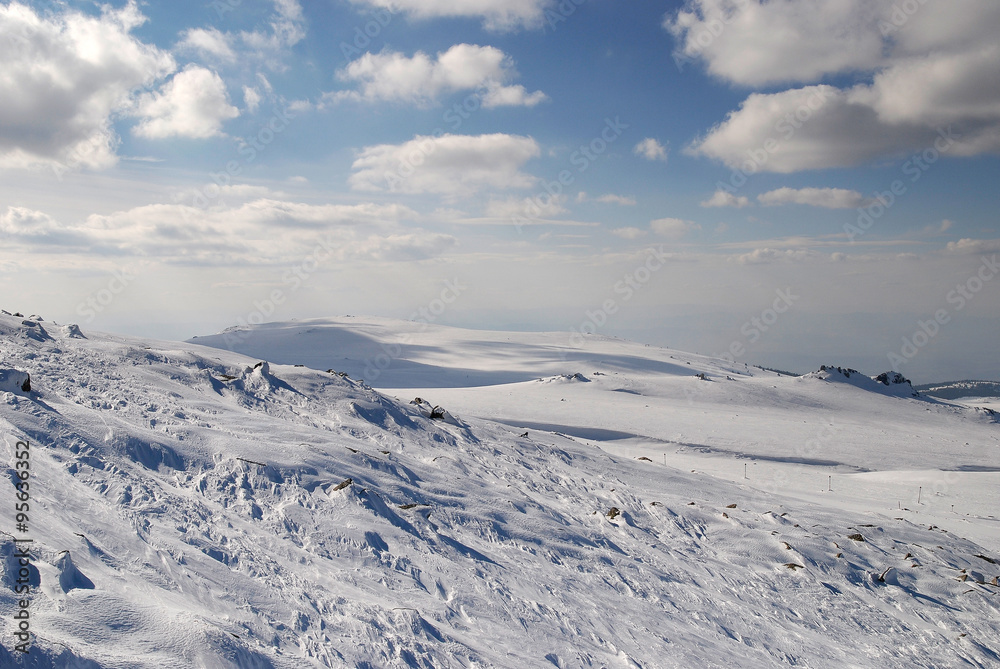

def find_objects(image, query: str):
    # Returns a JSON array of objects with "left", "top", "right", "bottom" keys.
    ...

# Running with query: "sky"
[{"left": 1, "top": 0, "right": 999, "bottom": 383}]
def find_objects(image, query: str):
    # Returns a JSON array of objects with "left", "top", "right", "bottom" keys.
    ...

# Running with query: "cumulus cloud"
[
  {"left": 333, "top": 44, "right": 546, "bottom": 108},
  {"left": 687, "top": 85, "right": 924, "bottom": 173},
  {"left": 675, "top": 0, "right": 1000, "bottom": 171},
  {"left": 701, "top": 190, "right": 750, "bottom": 208},
  {"left": 480, "top": 83, "right": 548, "bottom": 108},
  {"left": 134, "top": 66, "right": 240, "bottom": 139},
  {"left": 633, "top": 138, "right": 669, "bottom": 161},
  {"left": 349, "top": 133, "right": 541, "bottom": 197},
  {"left": 347, "top": 0, "right": 553, "bottom": 31},
  {"left": 0, "top": 2, "right": 174, "bottom": 170},
  {"left": 758, "top": 187, "right": 870, "bottom": 209},
  {"left": 651, "top": 217, "right": 700, "bottom": 239},
  {"left": 666, "top": 0, "right": 890, "bottom": 86}
]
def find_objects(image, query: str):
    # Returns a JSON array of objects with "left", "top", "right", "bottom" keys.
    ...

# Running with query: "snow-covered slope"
[
  {"left": 193, "top": 317, "right": 999, "bottom": 474},
  {"left": 1, "top": 314, "right": 999, "bottom": 667},
  {"left": 805, "top": 366, "right": 919, "bottom": 398}
]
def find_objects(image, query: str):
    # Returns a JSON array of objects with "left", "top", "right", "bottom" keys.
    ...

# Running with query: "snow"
[
  {"left": 1, "top": 313, "right": 999, "bottom": 667},
  {"left": 0, "top": 369, "right": 30, "bottom": 395}
]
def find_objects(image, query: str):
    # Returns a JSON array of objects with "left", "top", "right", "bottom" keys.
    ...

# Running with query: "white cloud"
[
  {"left": 240, "top": 0, "right": 306, "bottom": 57},
  {"left": 666, "top": 0, "right": 890, "bottom": 86},
  {"left": 633, "top": 138, "right": 669, "bottom": 162},
  {"left": 611, "top": 227, "right": 646, "bottom": 240},
  {"left": 480, "top": 83, "right": 548, "bottom": 108},
  {"left": 334, "top": 44, "right": 546, "bottom": 108},
  {"left": 944, "top": 238, "right": 1000, "bottom": 255},
  {"left": 134, "top": 66, "right": 240, "bottom": 139},
  {"left": 1, "top": 198, "right": 443, "bottom": 265},
  {"left": 679, "top": 1, "right": 1000, "bottom": 171},
  {"left": 243, "top": 86, "right": 262, "bottom": 113},
  {"left": 651, "top": 218, "right": 700, "bottom": 239},
  {"left": 758, "top": 187, "right": 869, "bottom": 209},
  {"left": 211, "top": 199, "right": 418, "bottom": 229},
  {"left": 595, "top": 194, "right": 637, "bottom": 206},
  {"left": 349, "top": 133, "right": 540, "bottom": 198},
  {"left": 178, "top": 1, "right": 305, "bottom": 72},
  {"left": 687, "top": 85, "right": 915, "bottom": 173},
  {"left": 701, "top": 190, "right": 750, "bottom": 208},
  {"left": 177, "top": 27, "right": 236, "bottom": 62},
  {"left": 347, "top": 0, "right": 553, "bottom": 31},
  {"left": 0, "top": 2, "right": 174, "bottom": 170},
  {"left": 854, "top": 45, "right": 1000, "bottom": 127},
  {"left": 0, "top": 206, "right": 90, "bottom": 246}
]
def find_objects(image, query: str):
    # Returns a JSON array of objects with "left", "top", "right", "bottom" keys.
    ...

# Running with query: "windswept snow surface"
[
  {"left": 0, "top": 315, "right": 998, "bottom": 667},
  {"left": 195, "top": 317, "right": 1000, "bottom": 537}
]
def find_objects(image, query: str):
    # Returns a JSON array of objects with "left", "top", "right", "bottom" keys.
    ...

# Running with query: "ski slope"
[{"left": 0, "top": 313, "right": 998, "bottom": 667}]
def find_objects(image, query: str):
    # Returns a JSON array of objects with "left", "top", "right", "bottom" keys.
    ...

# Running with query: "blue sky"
[{"left": 2, "top": 0, "right": 999, "bottom": 382}]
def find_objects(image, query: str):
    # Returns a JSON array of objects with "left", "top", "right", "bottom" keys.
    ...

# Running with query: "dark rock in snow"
[{"left": 0, "top": 369, "right": 31, "bottom": 394}]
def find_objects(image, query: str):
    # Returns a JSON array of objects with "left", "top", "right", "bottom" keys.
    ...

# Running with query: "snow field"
[{"left": 0, "top": 314, "right": 997, "bottom": 667}]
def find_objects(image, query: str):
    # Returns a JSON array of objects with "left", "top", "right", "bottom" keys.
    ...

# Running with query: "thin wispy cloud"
[{"left": 758, "top": 187, "right": 871, "bottom": 209}]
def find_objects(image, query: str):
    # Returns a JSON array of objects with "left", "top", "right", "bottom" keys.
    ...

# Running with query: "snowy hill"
[
  {"left": 916, "top": 380, "right": 1000, "bottom": 401},
  {"left": 1, "top": 313, "right": 999, "bottom": 667},
  {"left": 803, "top": 366, "right": 919, "bottom": 398}
]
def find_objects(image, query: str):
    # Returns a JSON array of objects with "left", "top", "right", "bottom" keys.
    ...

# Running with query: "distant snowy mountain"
[{"left": 1, "top": 313, "right": 999, "bottom": 667}]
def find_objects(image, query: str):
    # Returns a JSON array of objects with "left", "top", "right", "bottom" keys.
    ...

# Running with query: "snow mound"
[
  {"left": 408, "top": 396, "right": 463, "bottom": 425},
  {"left": 806, "top": 365, "right": 919, "bottom": 397},
  {"left": 0, "top": 368, "right": 30, "bottom": 394},
  {"left": 53, "top": 551, "right": 95, "bottom": 594},
  {"left": 62, "top": 323, "right": 86, "bottom": 339}
]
